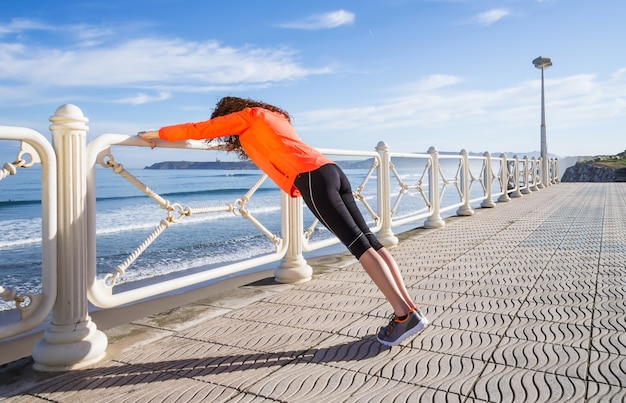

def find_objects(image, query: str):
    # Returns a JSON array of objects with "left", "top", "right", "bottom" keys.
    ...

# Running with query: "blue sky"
[{"left": 1, "top": 0, "right": 625, "bottom": 168}]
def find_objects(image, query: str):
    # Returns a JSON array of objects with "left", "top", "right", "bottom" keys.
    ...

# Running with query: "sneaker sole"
[{"left": 376, "top": 317, "right": 429, "bottom": 347}]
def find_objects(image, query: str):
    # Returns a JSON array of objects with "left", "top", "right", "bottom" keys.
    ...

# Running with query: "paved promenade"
[{"left": 2, "top": 183, "right": 625, "bottom": 402}]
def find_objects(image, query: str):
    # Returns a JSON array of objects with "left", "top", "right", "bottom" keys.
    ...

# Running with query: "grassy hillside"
[{"left": 581, "top": 150, "right": 626, "bottom": 168}]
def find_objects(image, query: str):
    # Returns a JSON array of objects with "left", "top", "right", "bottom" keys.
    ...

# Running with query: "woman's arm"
[
  {"left": 137, "top": 130, "right": 159, "bottom": 148},
  {"left": 137, "top": 109, "right": 251, "bottom": 147}
]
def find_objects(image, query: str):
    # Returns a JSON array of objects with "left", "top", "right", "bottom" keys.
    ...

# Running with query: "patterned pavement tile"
[
  {"left": 474, "top": 273, "right": 541, "bottom": 287},
  {"left": 594, "top": 298, "right": 626, "bottom": 313},
  {"left": 177, "top": 316, "right": 334, "bottom": 354},
  {"left": 414, "top": 277, "right": 475, "bottom": 294},
  {"left": 524, "top": 289, "right": 595, "bottom": 308},
  {"left": 470, "top": 363, "right": 587, "bottom": 402},
  {"left": 587, "top": 351, "right": 626, "bottom": 388},
  {"left": 505, "top": 317, "right": 591, "bottom": 348},
  {"left": 348, "top": 376, "right": 473, "bottom": 403},
  {"left": 585, "top": 382, "right": 626, "bottom": 403},
  {"left": 515, "top": 301, "right": 593, "bottom": 325},
  {"left": 114, "top": 336, "right": 298, "bottom": 392},
  {"left": 450, "top": 295, "right": 523, "bottom": 316},
  {"left": 244, "top": 359, "right": 370, "bottom": 402},
  {"left": 490, "top": 337, "right": 589, "bottom": 379},
  {"left": 590, "top": 327, "right": 626, "bottom": 355},
  {"left": 334, "top": 313, "right": 387, "bottom": 339},
  {"left": 409, "top": 289, "right": 463, "bottom": 309},
  {"left": 430, "top": 267, "right": 492, "bottom": 281},
  {"left": 224, "top": 301, "right": 364, "bottom": 333},
  {"left": 298, "top": 333, "right": 400, "bottom": 376},
  {"left": 409, "top": 326, "right": 501, "bottom": 362},
  {"left": 464, "top": 283, "right": 533, "bottom": 299},
  {"left": 378, "top": 350, "right": 485, "bottom": 396},
  {"left": 433, "top": 307, "right": 514, "bottom": 336},
  {"left": 592, "top": 310, "right": 626, "bottom": 332},
  {"left": 20, "top": 359, "right": 241, "bottom": 403}
]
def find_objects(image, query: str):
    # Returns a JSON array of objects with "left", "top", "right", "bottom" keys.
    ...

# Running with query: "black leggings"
[{"left": 294, "top": 164, "right": 383, "bottom": 259}]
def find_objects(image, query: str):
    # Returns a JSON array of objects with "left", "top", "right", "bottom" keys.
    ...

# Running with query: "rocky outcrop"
[{"left": 561, "top": 162, "right": 626, "bottom": 182}]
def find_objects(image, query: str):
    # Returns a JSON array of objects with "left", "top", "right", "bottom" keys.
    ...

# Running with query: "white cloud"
[
  {"left": 0, "top": 18, "right": 52, "bottom": 35},
  {"left": 414, "top": 74, "right": 463, "bottom": 91},
  {"left": 295, "top": 69, "right": 626, "bottom": 147},
  {"left": 473, "top": 8, "right": 510, "bottom": 26},
  {"left": 277, "top": 10, "right": 355, "bottom": 30},
  {"left": 115, "top": 91, "right": 171, "bottom": 105},
  {"left": 0, "top": 22, "right": 332, "bottom": 105},
  {"left": 0, "top": 39, "right": 321, "bottom": 86},
  {"left": 613, "top": 68, "right": 626, "bottom": 79}
]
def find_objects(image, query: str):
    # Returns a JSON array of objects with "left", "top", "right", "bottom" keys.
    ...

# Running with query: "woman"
[{"left": 138, "top": 96, "right": 428, "bottom": 346}]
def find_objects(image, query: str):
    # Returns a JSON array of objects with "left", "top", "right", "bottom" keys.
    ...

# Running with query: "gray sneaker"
[{"left": 376, "top": 309, "right": 429, "bottom": 346}]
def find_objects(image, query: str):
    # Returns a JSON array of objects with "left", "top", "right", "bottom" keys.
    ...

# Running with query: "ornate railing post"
[
  {"left": 530, "top": 157, "right": 539, "bottom": 192},
  {"left": 275, "top": 193, "right": 312, "bottom": 284},
  {"left": 481, "top": 151, "right": 496, "bottom": 208},
  {"left": 521, "top": 156, "right": 532, "bottom": 195},
  {"left": 375, "top": 141, "right": 398, "bottom": 247},
  {"left": 456, "top": 149, "right": 474, "bottom": 216},
  {"left": 32, "top": 105, "right": 107, "bottom": 371},
  {"left": 553, "top": 158, "right": 560, "bottom": 183},
  {"left": 424, "top": 146, "right": 445, "bottom": 228},
  {"left": 537, "top": 156, "right": 546, "bottom": 189},
  {"left": 497, "top": 153, "right": 511, "bottom": 202},
  {"left": 510, "top": 155, "right": 523, "bottom": 198}
]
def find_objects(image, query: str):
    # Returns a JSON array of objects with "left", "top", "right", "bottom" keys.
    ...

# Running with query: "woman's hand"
[{"left": 137, "top": 130, "right": 159, "bottom": 149}]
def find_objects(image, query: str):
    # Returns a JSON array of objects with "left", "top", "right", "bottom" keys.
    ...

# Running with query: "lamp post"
[{"left": 533, "top": 56, "right": 552, "bottom": 187}]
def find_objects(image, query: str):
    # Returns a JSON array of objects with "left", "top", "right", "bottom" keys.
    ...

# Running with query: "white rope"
[
  {"left": 353, "top": 160, "right": 378, "bottom": 223},
  {"left": 100, "top": 158, "right": 285, "bottom": 286},
  {"left": 104, "top": 220, "right": 170, "bottom": 287},
  {"left": 389, "top": 159, "right": 430, "bottom": 216},
  {"left": 0, "top": 285, "right": 28, "bottom": 309},
  {"left": 105, "top": 159, "right": 171, "bottom": 209},
  {"left": 0, "top": 285, "right": 17, "bottom": 302},
  {"left": 241, "top": 173, "right": 269, "bottom": 202},
  {"left": 0, "top": 160, "right": 24, "bottom": 181}
]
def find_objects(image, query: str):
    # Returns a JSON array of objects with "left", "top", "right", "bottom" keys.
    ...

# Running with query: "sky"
[{"left": 1, "top": 0, "right": 625, "bottom": 168}]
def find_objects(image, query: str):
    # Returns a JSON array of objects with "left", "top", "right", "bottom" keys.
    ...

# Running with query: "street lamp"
[{"left": 533, "top": 56, "right": 552, "bottom": 187}]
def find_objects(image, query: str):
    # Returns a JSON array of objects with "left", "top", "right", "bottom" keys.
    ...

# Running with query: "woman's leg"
[
  {"left": 358, "top": 248, "right": 413, "bottom": 317},
  {"left": 295, "top": 165, "right": 417, "bottom": 316},
  {"left": 376, "top": 247, "right": 418, "bottom": 312}
]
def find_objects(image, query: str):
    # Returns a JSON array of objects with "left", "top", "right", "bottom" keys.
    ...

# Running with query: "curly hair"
[{"left": 209, "top": 96, "right": 291, "bottom": 160}]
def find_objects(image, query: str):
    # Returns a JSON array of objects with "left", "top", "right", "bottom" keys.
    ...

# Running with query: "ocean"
[{"left": 1, "top": 165, "right": 449, "bottom": 311}]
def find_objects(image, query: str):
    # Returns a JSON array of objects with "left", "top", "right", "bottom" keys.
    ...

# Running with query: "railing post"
[
  {"left": 553, "top": 158, "right": 560, "bottom": 183},
  {"left": 510, "top": 155, "right": 523, "bottom": 198},
  {"left": 481, "top": 151, "right": 495, "bottom": 208},
  {"left": 537, "top": 156, "right": 546, "bottom": 189},
  {"left": 275, "top": 193, "right": 312, "bottom": 284},
  {"left": 530, "top": 157, "right": 539, "bottom": 192},
  {"left": 497, "top": 153, "right": 510, "bottom": 202},
  {"left": 521, "top": 156, "right": 532, "bottom": 195},
  {"left": 32, "top": 105, "right": 107, "bottom": 371},
  {"left": 375, "top": 141, "right": 398, "bottom": 247},
  {"left": 424, "top": 146, "right": 445, "bottom": 228},
  {"left": 456, "top": 149, "right": 474, "bottom": 216}
]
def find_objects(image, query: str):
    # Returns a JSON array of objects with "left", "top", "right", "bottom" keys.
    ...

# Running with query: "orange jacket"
[{"left": 159, "top": 107, "right": 334, "bottom": 197}]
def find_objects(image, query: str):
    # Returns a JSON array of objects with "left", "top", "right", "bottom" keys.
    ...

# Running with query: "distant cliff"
[
  {"left": 561, "top": 162, "right": 626, "bottom": 182},
  {"left": 145, "top": 160, "right": 257, "bottom": 170},
  {"left": 145, "top": 158, "right": 381, "bottom": 170},
  {"left": 145, "top": 156, "right": 470, "bottom": 171}
]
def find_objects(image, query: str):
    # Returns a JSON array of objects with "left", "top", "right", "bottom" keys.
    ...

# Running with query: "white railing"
[
  {"left": 85, "top": 134, "right": 292, "bottom": 308},
  {"left": 0, "top": 127, "right": 57, "bottom": 341},
  {"left": 0, "top": 104, "right": 559, "bottom": 370}
]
